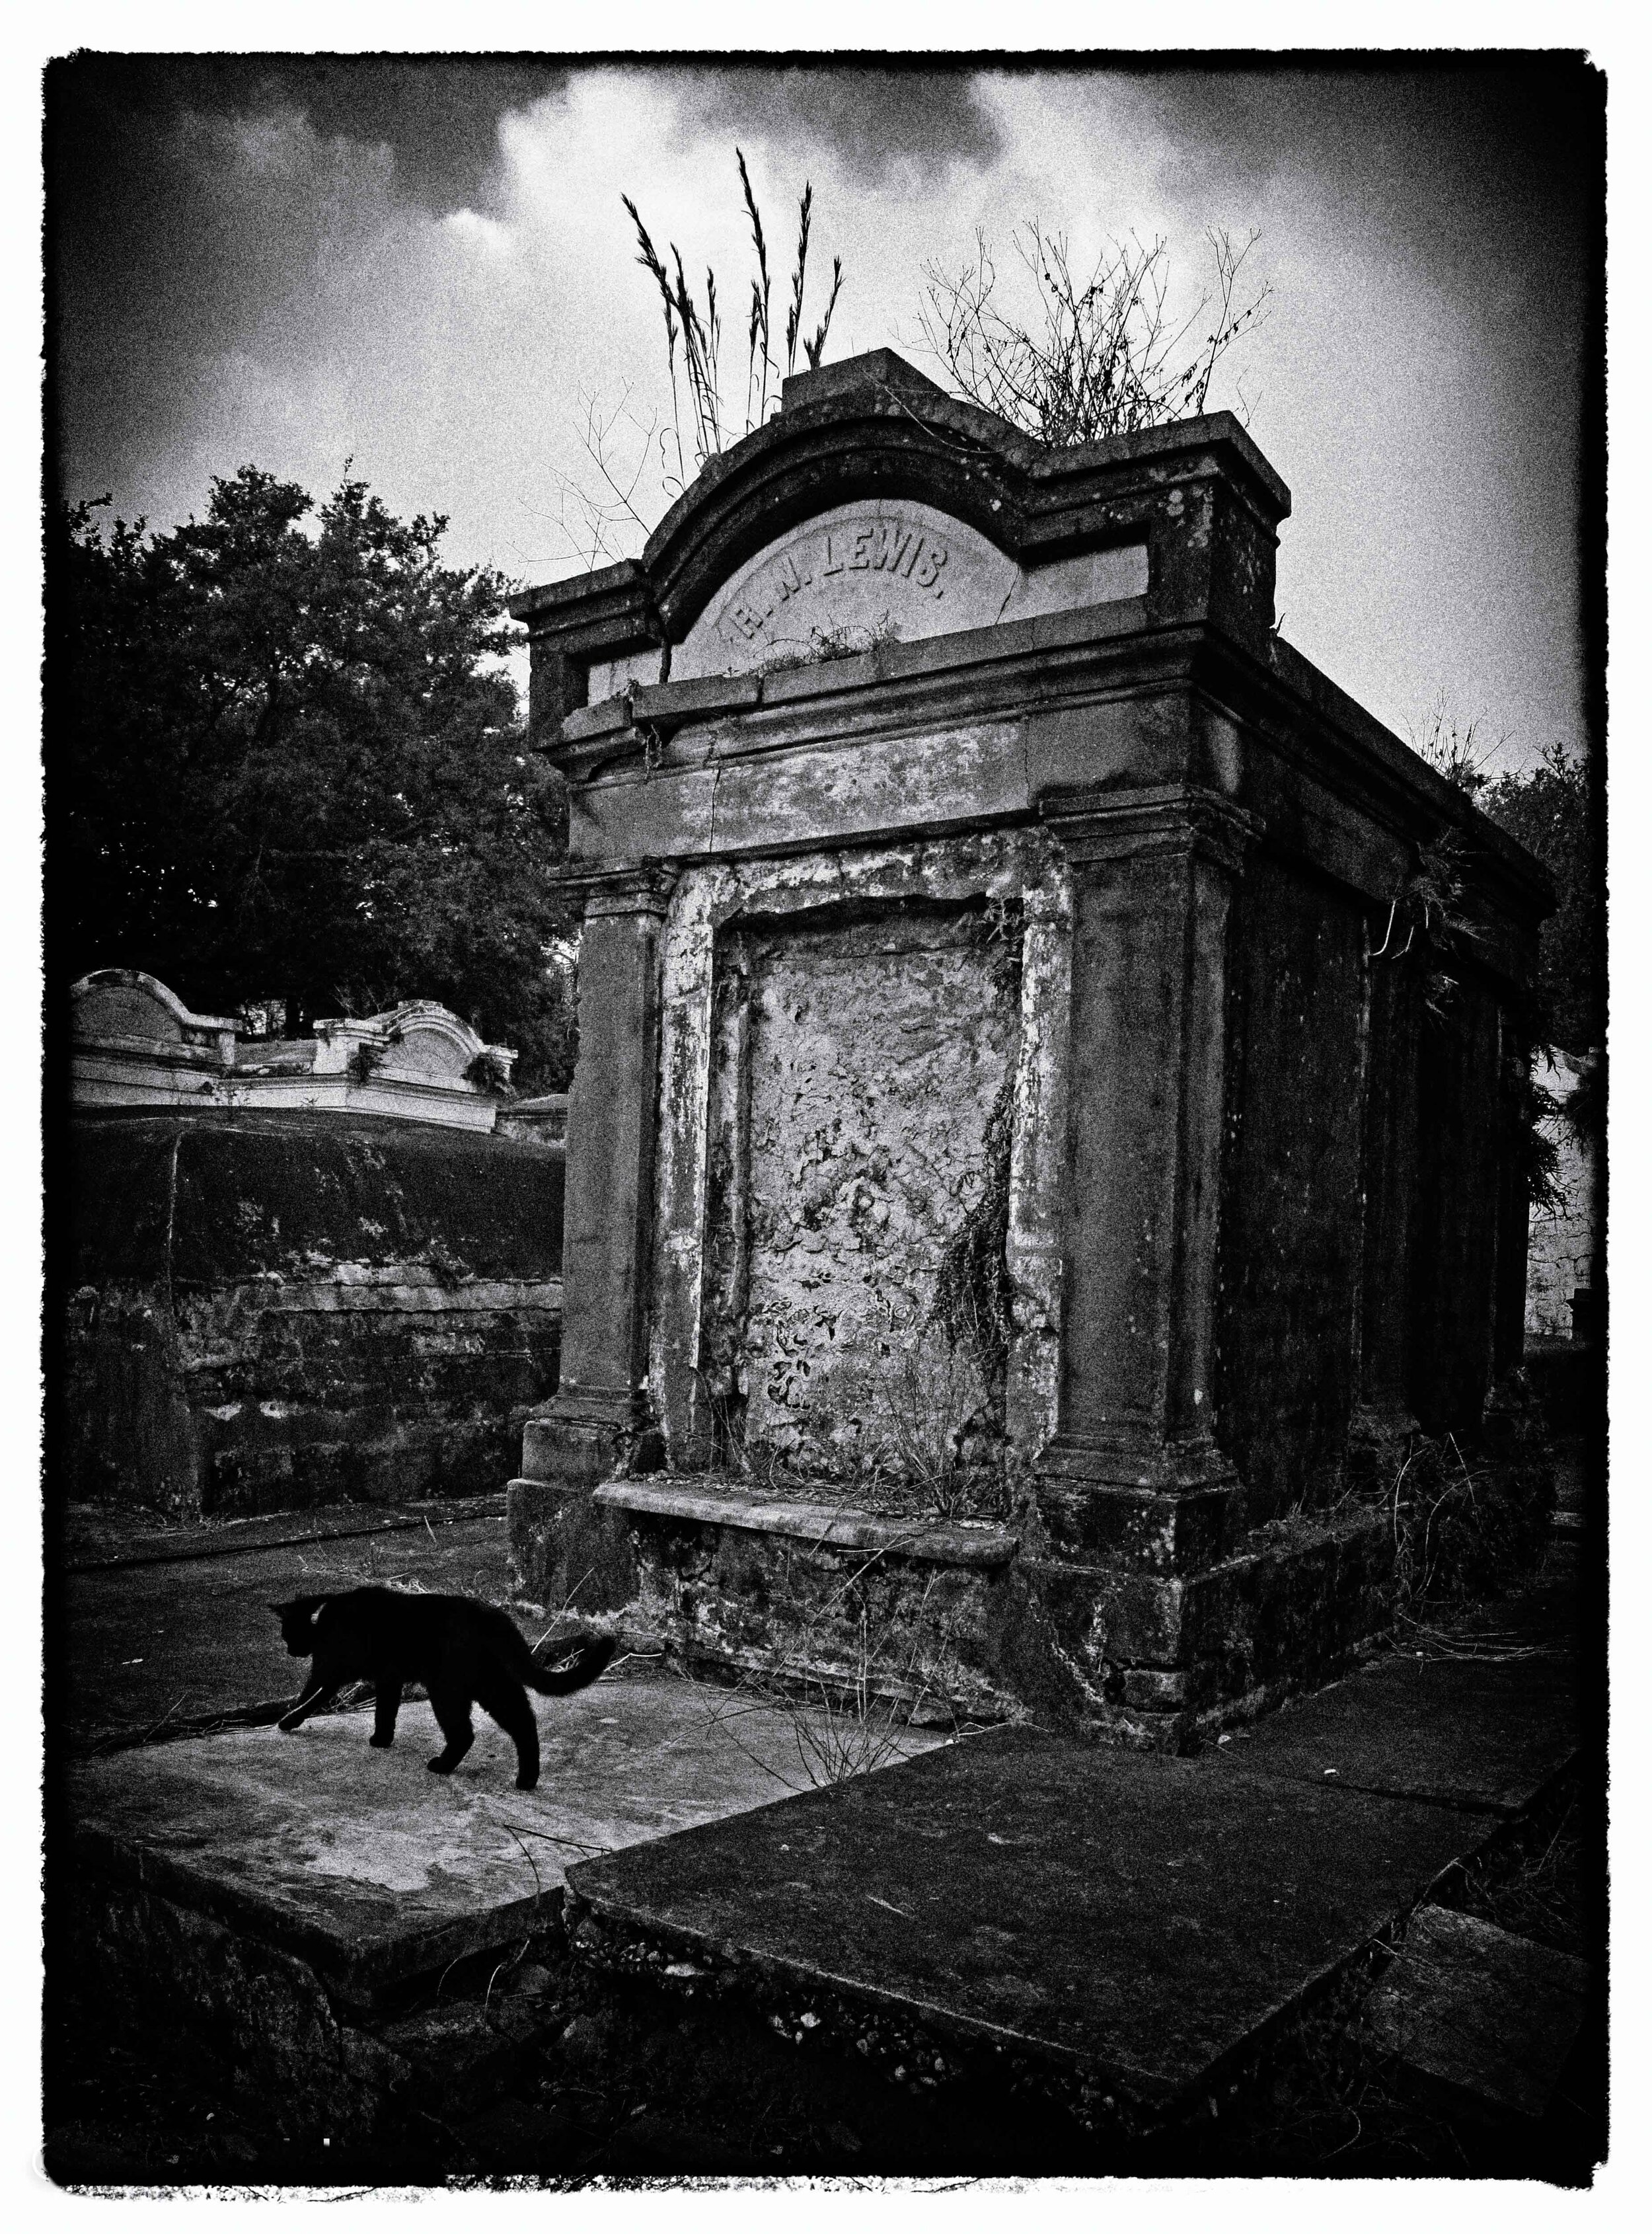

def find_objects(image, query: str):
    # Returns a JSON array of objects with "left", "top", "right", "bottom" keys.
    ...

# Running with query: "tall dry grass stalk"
[{"left": 624, "top": 151, "right": 844, "bottom": 492}]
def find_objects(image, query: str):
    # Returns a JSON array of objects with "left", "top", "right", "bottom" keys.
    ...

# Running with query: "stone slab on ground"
[
  {"left": 61, "top": 1491, "right": 509, "bottom": 1572},
  {"left": 565, "top": 1725, "right": 1499, "bottom": 2121},
  {"left": 66, "top": 1670, "right": 944, "bottom": 2006},
  {"left": 56, "top": 1508, "right": 518, "bottom": 1755},
  {"left": 1211, "top": 1643, "right": 1579, "bottom": 1814},
  {"left": 1367, "top": 1903, "right": 1591, "bottom": 2118}
]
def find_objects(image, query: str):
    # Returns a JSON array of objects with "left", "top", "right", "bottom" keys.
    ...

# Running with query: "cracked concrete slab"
[
  {"left": 1207, "top": 1645, "right": 1579, "bottom": 1814},
  {"left": 566, "top": 1725, "right": 1503, "bottom": 2118},
  {"left": 66, "top": 1670, "right": 946, "bottom": 2003}
]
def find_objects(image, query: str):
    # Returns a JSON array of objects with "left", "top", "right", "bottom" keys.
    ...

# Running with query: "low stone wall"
[
  {"left": 61, "top": 1874, "right": 412, "bottom": 2142},
  {"left": 59, "top": 1110, "right": 564, "bottom": 1520},
  {"left": 509, "top": 1475, "right": 1399, "bottom": 1751}
]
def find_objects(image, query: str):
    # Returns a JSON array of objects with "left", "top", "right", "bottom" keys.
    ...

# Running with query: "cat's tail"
[{"left": 525, "top": 1633, "right": 619, "bottom": 1696}]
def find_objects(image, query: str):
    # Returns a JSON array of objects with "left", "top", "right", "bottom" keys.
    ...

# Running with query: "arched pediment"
[
  {"left": 509, "top": 349, "right": 1291, "bottom": 738},
  {"left": 640, "top": 356, "right": 1036, "bottom": 645},
  {"left": 71, "top": 969, "right": 238, "bottom": 1050},
  {"left": 672, "top": 498, "right": 1148, "bottom": 681}
]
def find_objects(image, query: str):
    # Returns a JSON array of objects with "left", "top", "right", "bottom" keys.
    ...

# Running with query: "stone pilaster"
[
  {"left": 509, "top": 865, "right": 673, "bottom": 1609},
  {"left": 1350, "top": 948, "right": 1422, "bottom": 1459},
  {"left": 1035, "top": 785, "right": 1256, "bottom": 1570}
]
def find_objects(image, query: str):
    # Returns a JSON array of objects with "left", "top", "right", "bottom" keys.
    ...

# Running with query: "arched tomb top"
[
  {"left": 313, "top": 1000, "right": 516, "bottom": 1089},
  {"left": 71, "top": 968, "right": 239, "bottom": 1050},
  {"left": 509, "top": 349, "right": 1294, "bottom": 726},
  {"left": 672, "top": 500, "right": 1147, "bottom": 681}
]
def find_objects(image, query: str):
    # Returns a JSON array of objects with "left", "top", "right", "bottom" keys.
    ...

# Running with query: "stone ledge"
[
  {"left": 554, "top": 593, "right": 1150, "bottom": 757},
  {"left": 591, "top": 1479, "right": 1019, "bottom": 1568},
  {"left": 214, "top": 1274, "right": 564, "bottom": 1317}
]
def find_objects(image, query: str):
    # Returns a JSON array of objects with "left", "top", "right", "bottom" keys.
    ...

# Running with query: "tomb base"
[{"left": 508, "top": 1472, "right": 1397, "bottom": 1752}]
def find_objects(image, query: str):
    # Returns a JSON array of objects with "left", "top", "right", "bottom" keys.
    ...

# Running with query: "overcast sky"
[{"left": 47, "top": 54, "right": 1602, "bottom": 770}]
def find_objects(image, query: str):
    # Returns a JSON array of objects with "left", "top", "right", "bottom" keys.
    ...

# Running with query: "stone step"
[
  {"left": 592, "top": 1476, "right": 1021, "bottom": 1568},
  {"left": 1366, "top": 1904, "right": 1591, "bottom": 2120}
]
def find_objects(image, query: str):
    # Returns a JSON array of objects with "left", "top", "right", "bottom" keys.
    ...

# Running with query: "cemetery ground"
[{"left": 44, "top": 1444, "right": 1603, "bottom": 2188}]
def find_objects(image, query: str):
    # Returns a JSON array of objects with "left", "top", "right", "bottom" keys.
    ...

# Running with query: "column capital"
[
  {"left": 1039, "top": 783, "right": 1261, "bottom": 875},
  {"left": 567, "top": 862, "right": 679, "bottom": 922}
]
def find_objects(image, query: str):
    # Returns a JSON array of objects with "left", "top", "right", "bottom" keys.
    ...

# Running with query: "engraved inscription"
[
  {"left": 718, "top": 512, "right": 950, "bottom": 655},
  {"left": 671, "top": 497, "right": 1148, "bottom": 682}
]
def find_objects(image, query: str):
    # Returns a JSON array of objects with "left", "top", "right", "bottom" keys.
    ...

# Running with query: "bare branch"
[{"left": 918, "top": 218, "right": 1271, "bottom": 446}]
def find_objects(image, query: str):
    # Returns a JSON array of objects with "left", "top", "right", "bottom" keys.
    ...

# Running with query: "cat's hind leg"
[
  {"left": 426, "top": 1685, "right": 475, "bottom": 1777},
  {"left": 371, "top": 1676, "right": 402, "bottom": 1749},
  {"left": 477, "top": 1676, "right": 541, "bottom": 1792}
]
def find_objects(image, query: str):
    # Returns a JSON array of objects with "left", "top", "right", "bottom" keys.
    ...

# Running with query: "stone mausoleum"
[
  {"left": 72, "top": 969, "right": 517, "bottom": 1132},
  {"left": 506, "top": 350, "right": 1550, "bottom": 1746}
]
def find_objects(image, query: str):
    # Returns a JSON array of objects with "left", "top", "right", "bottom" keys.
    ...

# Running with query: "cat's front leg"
[
  {"left": 371, "top": 1677, "right": 402, "bottom": 1749},
  {"left": 280, "top": 1678, "right": 338, "bottom": 1732}
]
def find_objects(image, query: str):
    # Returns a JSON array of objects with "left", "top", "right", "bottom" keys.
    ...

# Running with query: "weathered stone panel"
[
  {"left": 706, "top": 903, "right": 1021, "bottom": 1496},
  {"left": 646, "top": 832, "right": 1069, "bottom": 1489},
  {"left": 1215, "top": 857, "right": 1370, "bottom": 1520}
]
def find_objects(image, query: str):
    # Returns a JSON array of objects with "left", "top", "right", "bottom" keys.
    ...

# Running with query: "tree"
[
  {"left": 1478, "top": 744, "right": 1602, "bottom": 1062},
  {"left": 1412, "top": 709, "right": 1603, "bottom": 1214},
  {"left": 50, "top": 468, "right": 576, "bottom": 1091},
  {"left": 1413, "top": 707, "right": 1602, "bottom": 1061}
]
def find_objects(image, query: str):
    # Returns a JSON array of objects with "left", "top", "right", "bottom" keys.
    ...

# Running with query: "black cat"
[{"left": 270, "top": 1588, "right": 618, "bottom": 1791}]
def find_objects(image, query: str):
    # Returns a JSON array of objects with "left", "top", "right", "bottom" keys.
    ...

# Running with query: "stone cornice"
[{"left": 546, "top": 610, "right": 1550, "bottom": 936}]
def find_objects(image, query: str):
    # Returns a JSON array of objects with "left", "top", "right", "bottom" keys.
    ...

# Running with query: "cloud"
[
  {"left": 46, "top": 58, "right": 1598, "bottom": 767},
  {"left": 47, "top": 54, "right": 564, "bottom": 210},
  {"left": 692, "top": 64, "right": 1001, "bottom": 183}
]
